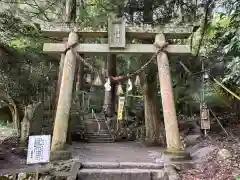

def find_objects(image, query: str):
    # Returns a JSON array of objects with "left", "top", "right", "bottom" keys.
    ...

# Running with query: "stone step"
[
  {"left": 85, "top": 131, "right": 111, "bottom": 134},
  {"left": 95, "top": 130, "right": 109, "bottom": 133},
  {"left": 85, "top": 133, "right": 111, "bottom": 136},
  {"left": 84, "top": 119, "right": 106, "bottom": 123},
  {"left": 87, "top": 140, "right": 114, "bottom": 143},
  {"left": 86, "top": 137, "right": 113, "bottom": 141},
  {"left": 78, "top": 168, "right": 166, "bottom": 180},
  {"left": 86, "top": 138, "right": 114, "bottom": 143},
  {"left": 82, "top": 162, "right": 163, "bottom": 169},
  {"left": 86, "top": 135, "right": 112, "bottom": 138},
  {"left": 84, "top": 121, "right": 107, "bottom": 125},
  {"left": 73, "top": 128, "right": 86, "bottom": 132},
  {"left": 85, "top": 131, "right": 110, "bottom": 134},
  {"left": 86, "top": 118, "right": 106, "bottom": 121},
  {"left": 84, "top": 121, "right": 108, "bottom": 126},
  {"left": 86, "top": 135, "right": 112, "bottom": 139},
  {"left": 85, "top": 136, "right": 113, "bottom": 140},
  {"left": 86, "top": 137, "right": 113, "bottom": 140},
  {"left": 85, "top": 126, "right": 108, "bottom": 132},
  {"left": 85, "top": 134, "right": 111, "bottom": 138},
  {"left": 74, "top": 124, "right": 86, "bottom": 127}
]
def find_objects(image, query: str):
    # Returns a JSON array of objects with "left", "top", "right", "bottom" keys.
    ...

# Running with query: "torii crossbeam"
[{"left": 43, "top": 43, "right": 190, "bottom": 55}]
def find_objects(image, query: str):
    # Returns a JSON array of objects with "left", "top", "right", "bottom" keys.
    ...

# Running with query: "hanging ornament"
[
  {"left": 86, "top": 74, "right": 92, "bottom": 83},
  {"left": 135, "top": 75, "right": 141, "bottom": 87},
  {"left": 104, "top": 77, "right": 111, "bottom": 91},
  {"left": 127, "top": 78, "right": 133, "bottom": 92},
  {"left": 93, "top": 74, "right": 102, "bottom": 86},
  {"left": 117, "top": 83, "right": 124, "bottom": 95}
]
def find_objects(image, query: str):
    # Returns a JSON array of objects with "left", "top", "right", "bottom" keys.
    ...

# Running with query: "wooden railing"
[{"left": 91, "top": 109, "right": 100, "bottom": 135}]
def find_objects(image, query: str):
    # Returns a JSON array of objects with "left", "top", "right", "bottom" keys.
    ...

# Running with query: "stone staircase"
[
  {"left": 84, "top": 116, "right": 115, "bottom": 143},
  {"left": 78, "top": 162, "right": 166, "bottom": 180},
  {"left": 41, "top": 111, "right": 115, "bottom": 143}
]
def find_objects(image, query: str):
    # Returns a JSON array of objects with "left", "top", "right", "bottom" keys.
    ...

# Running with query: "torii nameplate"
[{"left": 108, "top": 18, "right": 126, "bottom": 49}]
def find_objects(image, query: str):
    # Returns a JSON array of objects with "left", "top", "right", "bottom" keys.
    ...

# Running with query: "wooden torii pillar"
[{"left": 42, "top": 22, "right": 193, "bottom": 157}]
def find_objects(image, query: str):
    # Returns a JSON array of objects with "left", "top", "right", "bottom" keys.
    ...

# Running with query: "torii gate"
[{"left": 41, "top": 19, "right": 193, "bottom": 159}]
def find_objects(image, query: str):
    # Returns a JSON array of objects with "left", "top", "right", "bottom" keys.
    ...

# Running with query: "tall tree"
[
  {"left": 65, "top": 0, "right": 77, "bottom": 24},
  {"left": 142, "top": 0, "right": 165, "bottom": 145},
  {"left": 73, "top": 0, "right": 85, "bottom": 110},
  {"left": 104, "top": 54, "right": 117, "bottom": 117}
]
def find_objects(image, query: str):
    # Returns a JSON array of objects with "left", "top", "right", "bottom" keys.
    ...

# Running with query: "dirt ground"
[
  {"left": 180, "top": 134, "right": 240, "bottom": 180},
  {"left": 70, "top": 141, "right": 164, "bottom": 163},
  {"left": 0, "top": 141, "right": 164, "bottom": 173},
  {"left": 1, "top": 124, "right": 240, "bottom": 179}
]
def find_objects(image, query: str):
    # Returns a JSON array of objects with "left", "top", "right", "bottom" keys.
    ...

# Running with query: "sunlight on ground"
[{"left": 0, "top": 123, "right": 16, "bottom": 141}]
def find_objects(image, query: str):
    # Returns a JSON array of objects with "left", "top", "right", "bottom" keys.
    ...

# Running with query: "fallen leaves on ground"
[{"left": 180, "top": 135, "right": 240, "bottom": 180}]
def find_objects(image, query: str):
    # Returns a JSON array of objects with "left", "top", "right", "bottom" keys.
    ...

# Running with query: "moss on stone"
[
  {"left": 50, "top": 150, "right": 72, "bottom": 161},
  {"left": 164, "top": 150, "right": 192, "bottom": 161}
]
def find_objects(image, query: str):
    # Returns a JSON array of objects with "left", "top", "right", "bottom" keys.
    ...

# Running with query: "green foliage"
[
  {"left": 223, "top": 57, "right": 240, "bottom": 84},
  {"left": 0, "top": 120, "right": 8, "bottom": 127},
  {"left": 0, "top": 10, "right": 57, "bottom": 104},
  {"left": 205, "top": 1, "right": 240, "bottom": 86},
  {"left": 80, "top": 0, "right": 109, "bottom": 27},
  {"left": 185, "top": 0, "right": 240, "bottom": 111},
  {"left": 0, "top": 0, "right": 239, "bottom": 114}
]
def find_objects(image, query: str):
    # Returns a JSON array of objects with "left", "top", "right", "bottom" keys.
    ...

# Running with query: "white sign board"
[{"left": 27, "top": 135, "right": 51, "bottom": 164}]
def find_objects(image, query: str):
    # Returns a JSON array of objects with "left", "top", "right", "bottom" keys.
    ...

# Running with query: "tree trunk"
[
  {"left": 74, "top": 54, "right": 84, "bottom": 109},
  {"left": 66, "top": 54, "right": 84, "bottom": 145},
  {"left": 142, "top": 0, "right": 165, "bottom": 146},
  {"left": 75, "top": 58, "right": 84, "bottom": 97},
  {"left": 12, "top": 0, "right": 20, "bottom": 16},
  {"left": 104, "top": 54, "right": 117, "bottom": 117},
  {"left": 65, "top": 0, "right": 76, "bottom": 23},
  {"left": 144, "top": 66, "right": 165, "bottom": 145},
  {"left": 0, "top": 89, "right": 20, "bottom": 136},
  {"left": 143, "top": 0, "right": 153, "bottom": 24}
]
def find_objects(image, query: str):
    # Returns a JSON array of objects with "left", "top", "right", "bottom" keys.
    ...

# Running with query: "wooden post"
[
  {"left": 51, "top": 31, "right": 78, "bottom": 152},
  {"left": 154, "top": 33, "right": 182, "bottom": 152}
]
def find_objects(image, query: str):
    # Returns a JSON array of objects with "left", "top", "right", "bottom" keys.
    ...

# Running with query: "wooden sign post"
[
  {"left": 41, "top": 20, "right": 194, "bottom": 157},
  {"left": 200, "top": 103, "right": 210, "bottom": 135}
]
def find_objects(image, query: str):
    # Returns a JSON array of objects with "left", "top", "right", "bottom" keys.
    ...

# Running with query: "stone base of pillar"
[
  {"left": 164, "top": 150, "right": 192, "bottom": 162},
  {"left": 50, "top": 150, "right": 72, "bottom": 161}
]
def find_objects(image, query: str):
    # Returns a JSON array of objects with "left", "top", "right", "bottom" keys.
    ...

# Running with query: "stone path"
[{"left": 70, "top": 142, "right": 164, "bottom": 163}]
